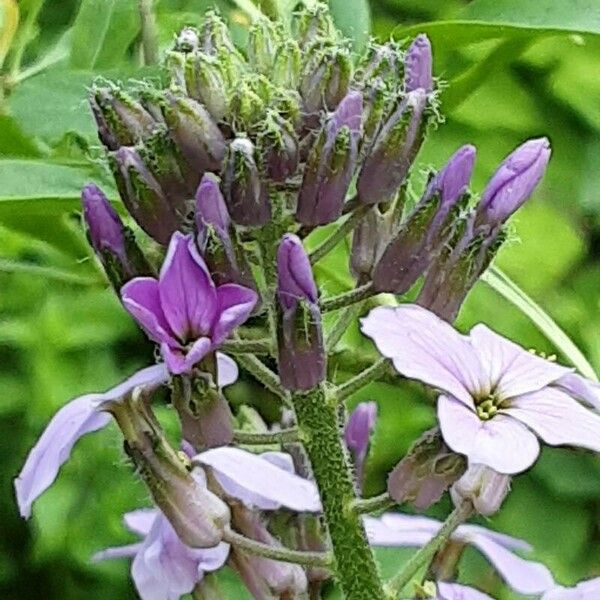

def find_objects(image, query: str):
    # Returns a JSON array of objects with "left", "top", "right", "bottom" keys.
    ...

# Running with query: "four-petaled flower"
[
  {"left": 362, "top": 304, "right": 600, "bottom": 474},
  {"left": 122, "top": 231, "right": 258, "bottom": 375}
]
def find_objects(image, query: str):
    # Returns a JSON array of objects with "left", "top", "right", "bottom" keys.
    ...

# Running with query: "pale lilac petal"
[
  {"left": 364, "top": 515, "right": 435, "bottom": 547},
  {"left": 361, "top": 305, "right": 483, "bottom": 406},
  {"left": 504, "top": 388, "right": 600, "bottom": 453},
  {"left": 458, "top": 524, "right": 531, "bottom": 552},
  {"left": 260, "top": 451, "right": 296, "bottom": 473},
  {"left": 438, "top": 395, "right": 539, "bottom": 474},
  {"left": 211, "top": 283, "right": 258, "bottom": 345},
  {"left": 121, "top": 278, "right": 177, "bottom": 346},
  {"left": 124, "top": 508, "right": 159, "bottom": 536},
  {"left": 14, "top": 396, "right": 111, "bottom": 519},
  {"left": 470, "top": 534, "right": 555, "bottom": 595},
  {"left": 181, "top": 337, "right": 212, "bottom": 373},
  {"left": 553, "top": 373, "right": 600, "bottom": 411},
  {"left": 470, "top": 324, "right": 570, "bottom": 399},
  {"left": 92, "top": 543, "right": 143, "bottom": 562},
  {"left": 437, "top": 582, "right": 494, "bottom": 600},
  {"left": 216, "top": 352, "right": 238, "bottom": 387},
  {"left": 195, "top": 542, "right": 230, "bottom": 573},
  {"left": 543, "top": 577, "right": 600, "bottom": 600},
  {"left": 196, "top": 447, "right": 322, "bottom": 512},
  {"left": 160, "top": 343, "right": 189, "bottom": 375},
  {"left": 158, "top": 232, "right": 217, "bottom": 340}
]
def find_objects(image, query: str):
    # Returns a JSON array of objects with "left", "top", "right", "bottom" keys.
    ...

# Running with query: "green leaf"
[
  {"left": 329, "top": 0, "right": 371, "bottom": 51},
  {"left": 481, "top": 266, "right": 597, "bottom": 380}
]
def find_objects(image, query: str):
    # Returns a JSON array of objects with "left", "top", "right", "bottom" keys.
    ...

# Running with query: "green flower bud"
[
  {"left": 273, "top": 39, "right": 302, "bottom": 89},
  {"left": 247, "top": 15, "right": 282, "bottom": 75},
  {"left": 184, "top": 52, "right": 228, "bottom": 121}
]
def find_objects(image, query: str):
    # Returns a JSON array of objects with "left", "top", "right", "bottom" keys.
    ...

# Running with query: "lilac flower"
[
  {"left": 405, "top": 34, "right": 433, "bottom": 93},
  {"left": 366, "top": 512, "right": 556, "bottom": 596},
  {"left": 14, "top": 355, "right": 237, "bottom": 519},
  {"left": 122, "top": 232, "right": 258, "bottom": 375},
  {"left": 543, "top": 578, "right": 600, "bottom": 600},
  {"left": 436, "top": 582, "right": 493, "bottom": 600},
  {"left": 345, "top": 401, "right": 377, "bottom": 489},
  {"left": 94, "top": 509, "right": 230, "bottom": 600},
  {"left": 451, "top": 464, "right": 510, "bottom": 516},
  {"left": 361, "top": 304, "right": 600, "bottom": 474}
]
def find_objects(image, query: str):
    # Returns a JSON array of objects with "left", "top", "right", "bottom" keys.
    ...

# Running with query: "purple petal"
[
  {"left": 260, "top": 451, "right": 296, "bottom": 473},
  {"left": 195, "top": 542, "right": 231, "bottom": 573},
  {"left": 196, "top": 447, "right": 322, "bottom": 512},
  {"left": 436, "top": 582, "right": 494, "bottom": 600},
  {"left": 92, "top": 543, "right": 143, "bottom": 562},
  {"left": 158, "top": 232, "right": 217, "bottom": 340},
  {"left": 470, "top": 324, "right": 570, "bottom": 400},
  {"left": 470, "top": 534, "right": 555, "bottom": 595},
  {"left": 211, "top": 283, "right": 258, "bottom": 345},
  {"left": 345, "top": 401, "right": 377, "bottom": 455},
  {"left": 543, "top": 577, "right": 600, "bottom": 600},
  {"left": 433, "top": 144, "right": 476, "bottom": 207},
  {"left": 277, "top": 234, "right": 318, "bottom": 310},
  {"left": 553, "top": 373, "right": 600, "bottom": 410},
  {"left": 504, "top": 388, "right": 600, "bottom": 453},
  {"left": 124, "top": 508, "right": 159, "bottom": 536},
  {"left": 195, "top": 173, "right": 230, "bottom": 233},
  {"left": 438, "top": 395, "right": 540, "bottom": 474},
  {"left": 121, "top": 278, "right": 177, "bottom": 346},
  {"left": 216, "top": 352, "right": 239, "bottom": 387},
  {"left": 361, "top": 305, "right": 484, "bottom": 407},
  {"left": 405, "top": 34, "right": 433, "bottom": 93},
  {"left": 330, "top": 90, "right": 363, "bottom": 136}
]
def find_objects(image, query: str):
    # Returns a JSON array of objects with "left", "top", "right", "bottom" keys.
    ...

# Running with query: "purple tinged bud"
[
  {"left": 259, "top": 112, "right": 299, "bottom": 183},
  {"left": 476, "top": 137, "right": 551, "bottom": 228},
  {"left": 345, "top": 402, "right": 377, "bottom": 490},
  {"left": 296, "top": 91, "right": 363, "bottom": 226},
  {"left": 450, "top": 464, "right": 511, "bottom": 516},
  {"left": 357, "top": 88, "right": 428, "bottom": 205},
  {"left": 174, "top": 27, "right": 200, "bottom": 53},
  {"left": 372, "top": 144, "right": 476, "bottom": 293},
  {"left": 276, "top": 235, "right": 325, "bottom": 391},
  {"left": 350, "top": 207, "right": 393, "bottom": 282},
  {"left": 404, "top": 34, "right": 433, "bottom": 93},
  {"left": 196, "top": 173, "right": 231, "bottom": 234},
  {"left": 184, "top": 53, "right": 228, "bottom": 121}
]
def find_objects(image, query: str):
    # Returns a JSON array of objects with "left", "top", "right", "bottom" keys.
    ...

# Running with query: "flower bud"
[
  {"left": 258, "top": 111, "right": 299, "bottom": 182},
  {"left": 387, "top": 428, "right": 466, "bottom": 510},
  {"left": 296, "top": 91, "right": 362, "bottom": 226},
  {"left": 404, "top": 34, "right": 433, "bottom": 93},
  {"left": 89, "top": 85, "right": 156, "bottom": 151},
  {"left": 357, "top": 42, "right": 404, "bottom": 88},
  {"left": 174, "top": 27, "right": 200, "bottom": 53},
  {"left": 372, "top": 145, "right": 476, "bottom": 293},
  {"left": 110, "top": 147, "right": 181, "bottom": 245},
  {"left": 450, "top": 464, "right": 511, "bottom": 516},
  {"left": 108, "top": 394, "right": 230, "bottom": 547},
  {"left": 199, "top": 10, "right": 236, "bottom": 56},
  {"left": 222, "top": 137, "right": 271, "bottom": 227},
  {"left": 247, "top": 15, "right": 281, "bottom": 75},
  {"left": 357, "top": 88, "right": 428, "bottom": 205},
  {"left": 276, "top": 234, "right": 325, "bottom": 391},
  {"left": 350, "top": 206, "right": 393, "bottom": 282},
  {"left": 475, "top": 137, "right": 551, "bottom": 229},
  {"left": 81, "top": 184, "right": 151, "bottom": 287},
  {"left": 273, "top": 39, "right": 302, "bottom": 89},
  {"left": 345, "top": 402, "right": 377, "bottom": 489},
  {"left": 295, "top": 2, "right": 337, "bottom": 49},
  {"left": 184, "top": 52, "right": 228, "bottom": 121},
  {"left": 195, "top": 173, "right": 256, "bottom": 289}
]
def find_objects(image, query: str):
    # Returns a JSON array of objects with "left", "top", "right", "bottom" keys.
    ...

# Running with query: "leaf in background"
[
  {"left": 0, "top": 0, "right": 19, "bottom": 68},
  {"left": 0, "top": 115, "right": 43, "bottom": 157},
  {"left": 329, "top": 0, "right": 371, "bottom": 51}
]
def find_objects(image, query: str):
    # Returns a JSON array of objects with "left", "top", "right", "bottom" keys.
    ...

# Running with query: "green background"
[{"left": 1, "top": 0, "right": 599, "bottom": 598}]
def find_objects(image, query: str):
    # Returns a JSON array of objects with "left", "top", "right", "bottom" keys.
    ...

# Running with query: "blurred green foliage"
[{"left": 1, "top": 0, "right": 599, "bottom": 598}]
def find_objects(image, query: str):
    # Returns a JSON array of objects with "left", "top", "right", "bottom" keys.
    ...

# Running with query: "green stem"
[
  {"left": 326, "top": 301, "right": 366, "bottom": 352},
  {"left": 221, "top": 338, "right": 272, "bottom": 355},
  {"left": 292, "top": 386, "right": 386, "bottom": 599},
  {"left": 351, "top": 492, "right": 395, "bottom": 515},
  {"left": 233, "top": 428, "right": 299, "bottom": 444},
  {"left": 384, "top": 501, "right": 473, "bottom": 599},
  {"left": 138, "top": 0, "right": 159, "bottom": 65},
  {"left": 223, "top": 527, "right": 333, "bottom": 568},
  {"left": 309, "top": 204, "right": 370, "bottom": 264},
  {"left": 335, "top": 358, "right": 390, "bottom": 403},
  {"left": 235, "top": 353, "right": 290, "bottom": 404},
  {"left": 321, "top": 282, "right": 374, "bottom": 313}
]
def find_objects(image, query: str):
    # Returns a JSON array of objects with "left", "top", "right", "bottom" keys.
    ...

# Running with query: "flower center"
[{"left": 474, "top": 393, "right": 503, "bottom": 421}]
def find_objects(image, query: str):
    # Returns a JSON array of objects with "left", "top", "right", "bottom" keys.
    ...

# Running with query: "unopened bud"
[
  {"left": 295, "top": 2, "right": 337, "bottom": 48},
  {"left": 174, "top": 27, "right": 200, "bottom": 53},
  {"left": 222, "top": 137, "right": 271, "bottom": 227},
  {"left": 358, "top": 88, "right": 428, "bottom": 205},
  {"left": 404, "top": 34, "right": 433, "bottom": 93},
  {"left": 273, "top": 39, "right": 302, "bottom": 89},
  {"left": 345, "top": 402, "right": 377, "bottom": 490},
  {"left": 200, "top": 10, "right": 236, "bottom": 55},
  {"left": 247, "top": 15, "right": 281, "bottom": 75},
  {"left": 387, "top": 428, "right": 466, "bottom": 510},
  {"left": 184, "top": 53, "right": 228, "bottom": 121},
  {"left": 276, "top": 234, "right": 325, "bottom": 391},
  {"left": 258, "top": 111, "right": 299, "bottom": 182},
  {"left": 451, "top": 464, "right": 511, "bottom": 516},
  {"left": 297, "top": 91, "right": 362, "bottom": 226},
  {"left": 350, "top": 206, "right": 393, "bottom": 281},
  {"left": 357, "top": 42, "right": 404, "bottom": 88},
  {"left": 372, "top": 144, "right": 476, "bottom": 293}
]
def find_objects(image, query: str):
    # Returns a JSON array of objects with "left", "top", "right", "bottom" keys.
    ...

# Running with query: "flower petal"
[
  {"left": 364, "top": 514, "right": 437, "bottom": 547},
  {"left": 195, "top": 542, "right": 230, "bottom": 573},
  {"left": 470, "top": 533, "right": 555, "bottom": 595},
  {"left": 469, "top": 324, "right": 571, "bottom": 399},
  {"left": 211, "top": 283, "right": 258, "bottom": 345},
  {"left": 457, "top": 523, "right": 531, "bottom": 552},
  {"left": 216, "top": 353, "right": 238, "bottom": 387},
  {"left": 438, "top": 395, "right": 539, "bottom": 474},
  {"left": 504, "top": 388, "right": 600, "bottom": 452},
  {"left": 182, "top": 337, "right": 213, "bottom": 373},
  {"left": 124, "top": 508, "right": 159, "bottom": 536},
  {"left": 361, "top": 305, "right": 483, "bottom": 406},
  {"left": 121, "top": 277, "right": 177, "bottom": 346},
  {"left": 437, "top": 582, "right": 494, "bottom": 600},
  {"left": 92, "top": 543, "right": 143, "bottom": 562},
  {"left": 543, "top": 577, "right": 600, "bottom": 600},
  {"left": 195, "top": 447, "right": 322, "bottom": 512},
  {"left": 553, "top": 373, "right": 600, "bottom": 411},
  {"left": 158, "top": 232, "right": 217, "bottom": 340}
]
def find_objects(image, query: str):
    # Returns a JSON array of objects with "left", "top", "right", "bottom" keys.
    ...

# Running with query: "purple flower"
[
  {"left": 14, "top": 356, "right": 237, "bottom": 519},
  {"left": 94, "top": 509, "right": 230, "bottom": 600},
  {"left": 122, "top": 232, "right": 257, "bottom": 375},
  {"left": 366, "top": 512, "right": 556, "bottom": 596},
  {"left": 296, "top": 90, "right": 363, "bottom": 227},
  {"left": 345, "top": 401, "right": 377, "bottom": 489},
  {"left": 361, "top": 305, "right": 600, "bottom": 474},
  {"left": 436, "top": 582, "right": 493, "bottom": 600},
  {"left": 372, "top": 144, "right": 476, "bottom": 293},
  {"left": 276, "top": 234, "right": 325, "bottom": 391},
  {"left": 476, "top": 137, "right": 551, "bottom": 228},
  {"left": 405, "top": 34, "right": 433, "bottom": 93},
  {"left": 451, "top": 464, "right": 510, "bottom": 516}
]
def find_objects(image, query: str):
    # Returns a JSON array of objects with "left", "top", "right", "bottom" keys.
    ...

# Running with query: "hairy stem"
[
  {"left": 320, "top": 282, "right": 374, "bottom": 313},
  {"left": 351, "top": 492, "right": 395, "bottom": 515},
  {"left": 223, "top": 527, "right": 333, "bottom": 568},
  {"left": 292, "top": 386, "right": 386, "bottom": 600},
  {"left": 233, "top": 428, "right": 299, "bottom": 444},
  {"left": 221, "top": 338, "right": 272, "bottom": 355},
  {"left": 384, "top": 501, "right": 473, "bottom": 599},
  {"left": 335, "top": 358, "right": 391, "bottom": 403},
  {"left": 235, "top": 353, "right": 290, "bottom": 404}
]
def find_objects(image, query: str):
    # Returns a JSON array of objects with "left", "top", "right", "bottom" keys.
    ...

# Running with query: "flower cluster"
[{"left": 14, "top": 4, "right": 600, "bottom": 600}]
